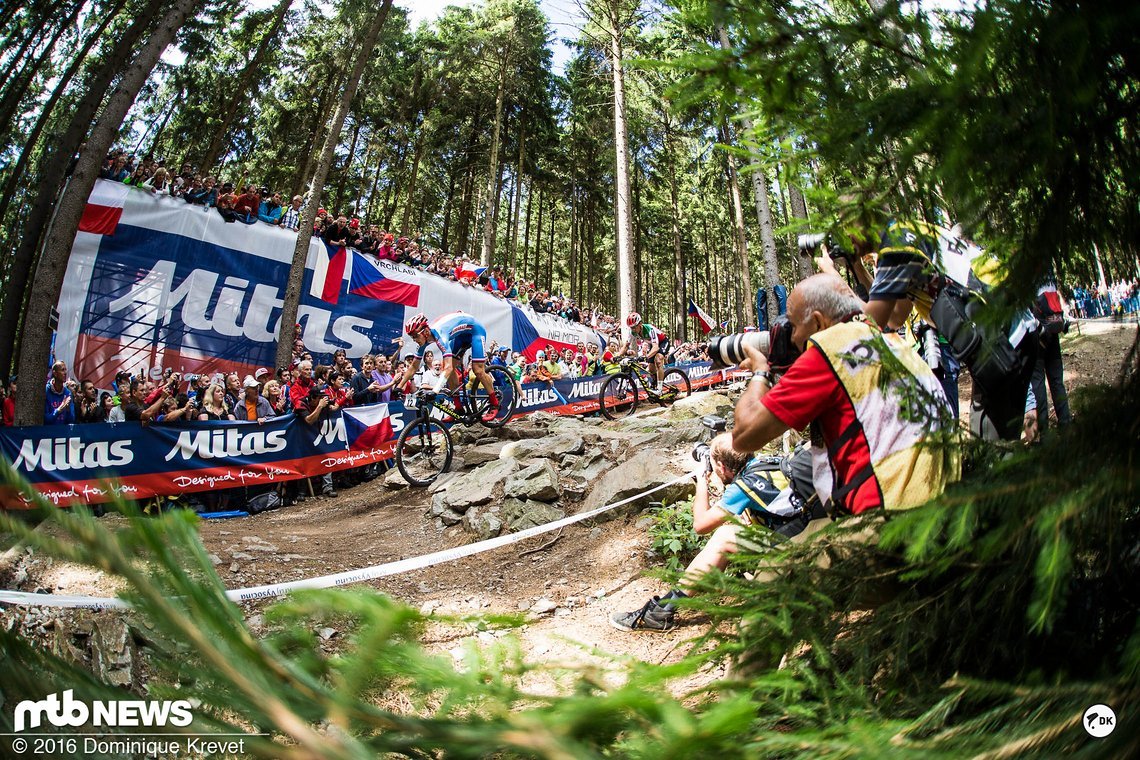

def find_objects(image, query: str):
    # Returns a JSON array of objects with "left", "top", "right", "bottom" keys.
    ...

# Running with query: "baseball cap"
[
  {"left": 536, "top": 350, "right": 546, "bottom": 359},
  {"left": 242, "top": 376, "right": 259, "bottom": 389},
  {"left": 254, "top": 367, "right": 270, "bottom": 380}
]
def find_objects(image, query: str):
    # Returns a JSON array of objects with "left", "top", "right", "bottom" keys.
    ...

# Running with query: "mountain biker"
[
  {"left": 615, "top": 312, "right": 670, "bottom": 387},
  {"left": 395, "top": 311, "right": 499, "bottom": 416}
]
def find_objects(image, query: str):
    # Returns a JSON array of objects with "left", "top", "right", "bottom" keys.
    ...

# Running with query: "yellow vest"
[{"left": 809, "top": 320, "right": 960, "bottom": 512}]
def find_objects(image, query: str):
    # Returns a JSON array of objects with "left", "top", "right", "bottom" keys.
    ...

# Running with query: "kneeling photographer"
[
  {"left": 610, "top": 430, "right": 821, "bottom": 633},
  {"left": 733, "top": 273, "right": 958, "bottom": 517}
]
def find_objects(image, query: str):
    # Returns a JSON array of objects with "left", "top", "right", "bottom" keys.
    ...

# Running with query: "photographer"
[
  {"left": 611, "top": 433, "right": 821, "bottom": 633},
  {"left": 733, "top": 274, "right": 957, "bottom": 517}
]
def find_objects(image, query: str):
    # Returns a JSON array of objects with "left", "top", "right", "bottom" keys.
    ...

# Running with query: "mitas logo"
[
  {"left": 568, "top": 380, "right": 603, "bottom": 399},
  {"left": 13, "top": 437, "right": 133, "bottom": 472},
  {"left": 13, "top": 690, "right": 193, "bottom": 732},
  {"left": 519, "top": 387, "right": 560, "bottom": 408},
  {"left": 164, "top": 428, "right": 287, "bottom": 461}
]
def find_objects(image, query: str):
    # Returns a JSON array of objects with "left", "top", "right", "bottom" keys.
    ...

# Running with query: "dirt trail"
[{"left": 3, "top": 320, "right": 1136, "bottom": 686}]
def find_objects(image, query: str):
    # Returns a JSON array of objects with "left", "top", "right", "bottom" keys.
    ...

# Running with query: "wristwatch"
[{"left": 750, "top": 371, "right": 772, "bottom": 386}]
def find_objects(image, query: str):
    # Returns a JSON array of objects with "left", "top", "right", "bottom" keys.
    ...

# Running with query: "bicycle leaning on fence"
[
  {"left": 597, "top": 358, "right": 692, "bottom": 420},
  {"left": 394, "top": 363, "right": 519, "bottom": 486}
]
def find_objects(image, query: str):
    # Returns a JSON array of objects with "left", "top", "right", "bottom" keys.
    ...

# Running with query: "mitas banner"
[
  {"left": 55, "top": 181, "right": 603, "bottom": 389},
  {"left": 0, "top": 364, "right": 725, "bottom": 509},
  {"left": 0, "top": 402, "right": 414, "bottom": 508}
]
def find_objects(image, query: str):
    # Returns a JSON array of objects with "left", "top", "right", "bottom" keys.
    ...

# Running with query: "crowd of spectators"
[
  {"left": 95, "top": 148, "right": 711, "bottom": 365},
  {"left": 1069, "top": 280, "right": 1140, "bottom": 319}
]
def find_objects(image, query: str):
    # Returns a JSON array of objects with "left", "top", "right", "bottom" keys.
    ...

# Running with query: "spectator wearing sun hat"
[{"left": 234, "top": 376, "right": 273, "bottom": 423}]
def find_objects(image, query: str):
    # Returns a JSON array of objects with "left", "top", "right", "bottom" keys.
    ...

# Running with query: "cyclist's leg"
[
  {"left": 656, "top": 340, "right": 670, "bottom": 384},
  {"left": 468, "top": 325, "right": 497, "bottom": 400}
]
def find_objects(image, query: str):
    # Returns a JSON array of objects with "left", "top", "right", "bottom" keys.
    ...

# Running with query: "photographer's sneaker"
[{"left": 610, "top": 595, "right": 677, "bottom": 632}]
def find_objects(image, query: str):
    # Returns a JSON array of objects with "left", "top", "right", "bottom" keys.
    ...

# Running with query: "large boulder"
[
  {"left": 656, "top": 419, "right": 709, "bottom": 447},
  {"left": 500, "top": 498, "right": 566, "bottom": 531},
  {"left": 499, "top": 433, "right": 584, "bottom": 461},
  {"left": 504, "top": 460, "right": 562, "bottom": 502},
  {"left": 578, "top": 450, "right": 694, "bottom": 522},
  {"left": 462, "top": 505, "right": 503, "bottom": 540},
  {"left": 382, "top": 467, "right": 408, "bottom": 490},
  {"left": 566, "top": 449, "right": 614, "bottom": 482},
  {"left": 667, "top": 390, "right": 734, "bottom": 420},
  {"left": 463, "top": 442, "right": 504, "bottom": 467},
  {"left": 431, "top": 458, "right": 518, "bottom": 513}
]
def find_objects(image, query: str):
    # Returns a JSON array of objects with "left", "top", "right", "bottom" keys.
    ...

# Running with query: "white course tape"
[{"left": 0, "top": 473, "right": 695, "bottom": 609}]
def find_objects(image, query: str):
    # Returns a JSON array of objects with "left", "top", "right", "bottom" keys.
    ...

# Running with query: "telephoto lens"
[{"left": 706, "top": 332, "right": 770, "bottom": 369}]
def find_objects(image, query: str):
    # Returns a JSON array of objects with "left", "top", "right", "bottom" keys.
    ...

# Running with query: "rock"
[
  {"left": 208, "top": 553, "right": 223, "bottom": 566},
  {"left": 462, "top": 505, "right": 503, "bottom": 540},
  {"left": 439, "top": 508, "right": 464, "bottom": 526},
  {"left": 229, "top": 562, "right": 240, "bottom": 573},
  {"left": 504, "top": 460, "right": 562, "bottom": 502},
  {"left": 230, "top": 551, "right": 256, "bottom": 561},
  {"left": 627, "top": 432, "right": 660, "bottom": 448},
  {"left": 432, "top": 458, "right": 518, "bottom": 513},
  {"left": 530, "top": 598, "right": 557, "bottom": 614},
  {"left": 560, "top": 453, "right": 580, "bottom": 468},
  {"left": 635, "top": 515, "right": 655, "bottom": 530},
  {"left": 500, "top": 499, "right": 565, "bottom": 531},
  {"left": 419, "top": 600, "right": 439, "bottom": 615},
  {"left": 318, "top": 627, "right": 338, "bottom": 641},
  {"left": 565, "top": 449, "right": 614, "bottom": 482},
  {"left": 667, "top": 390, "right": 734, "bottom": 420},
  {"left": 656, "top": 420, "right": 708, "bottom": 447},
  {"left": 562, "top": 477, "right": 588, "bottom": 502},
  {"left": 91, "top": 616, "right": 136, "bottom": 689},
  {"left": 463, "top": 442, "right": 504, "bottom": 467},
  {"left": 500, "top": 433, "right": 584, "bottom": 461},
  {"left": 427, "top": 469, "right": 463, "bottom": 494},
  {"left": 578, "top": 450, "right": 694, "bottom": 522},
  {"left": 382, "top": 467, "right": 408, "bottom": 489}
]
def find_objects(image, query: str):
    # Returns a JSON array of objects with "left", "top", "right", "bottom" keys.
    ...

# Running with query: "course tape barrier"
[{"left": 0, "top": 473, "right": 695, "bottom": 610}]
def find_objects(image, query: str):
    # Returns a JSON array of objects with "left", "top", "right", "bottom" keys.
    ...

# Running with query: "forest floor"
[{"left": 3, "top": 317, "right": 1137, "bottom": 697}]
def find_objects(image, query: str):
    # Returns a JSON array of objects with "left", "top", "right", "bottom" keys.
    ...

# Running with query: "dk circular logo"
[{"left": 1082, "top": 704, "right": 1116, "bottom": 738}]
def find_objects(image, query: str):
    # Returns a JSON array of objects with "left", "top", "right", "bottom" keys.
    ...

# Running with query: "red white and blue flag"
[
  {"left": 342, "top": 404, "right": 395, "bottom": 451},
  {"left": 78, "top": 181, "right": 130, "bottom": 236},
  {"left": 349, "top": 252, "right": 421, "bottom": 307},
  {"left": 687, "top": 299, "right": 715, "bottom": 335},
  {"left": 310, "top": 242, "right": 348, "bottom": 304}
]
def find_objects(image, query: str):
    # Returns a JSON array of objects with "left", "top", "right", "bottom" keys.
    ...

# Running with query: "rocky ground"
[{"left": 2, "top": 319, "right": 1137, "bottom": 695}]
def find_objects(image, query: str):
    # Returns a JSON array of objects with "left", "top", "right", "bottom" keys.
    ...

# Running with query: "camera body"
[
  {"left": 706, "top": 315, "right": 801, "bottom": 372},
  {"left": 690, "top": 415, "right": 727, "bottom": 474}
]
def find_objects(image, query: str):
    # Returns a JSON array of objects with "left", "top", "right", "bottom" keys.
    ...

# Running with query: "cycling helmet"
[
  {"left": 625, "top": 312, "right": 642, "bottom": 328},
  {"left": 405, "top": 313, "right": 429, "bottom": 335}
]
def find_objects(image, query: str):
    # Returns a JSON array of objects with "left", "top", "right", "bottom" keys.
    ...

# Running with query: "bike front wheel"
[
  {"left": 395, "top": 419, "right": 454, "bottom": 486},
  {"left": 599, "top": 373, "right": 639, "bottom": 420}
]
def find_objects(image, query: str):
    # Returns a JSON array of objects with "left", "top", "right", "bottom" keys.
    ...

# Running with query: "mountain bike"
[
  {"left": 394, "top": 363, "right": 519, "bottom": 486},
  {"left": 598, "top": 359, "right": 692, "bottom": 420}
]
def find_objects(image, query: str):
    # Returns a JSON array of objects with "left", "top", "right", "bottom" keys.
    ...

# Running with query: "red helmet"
[
  {"left": 405, "top": 313, "right": 429, "bottom": 335},
  {"left": 625, "top": 312, "right": 642, "bottom": 328}
]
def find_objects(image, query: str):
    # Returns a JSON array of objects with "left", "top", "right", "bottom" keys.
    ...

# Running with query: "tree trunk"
[
  {"left": 530, "top": 186, "right": 544, "bottom": 282},
  {"left": 788, "top": 179, "right": 813, "bottom": 280},
  {"left": 399, "top": 129, "right": 425, "bottom": 234},
  {"left": 607, "top": 2, "right": 636, "bottom": 332},
  {"left": 0, "top": 0, "right": 125, "bottom": 249},
  {"left": 508, "top": 117, "right": 526, "bottom": 268},
  {"left": 0, "top": 0, "right": 167, "bottom": 380},
  {"left": 440, "top": 166, "right": 457, "bottom": 253},
  {"left": 520, "top": 174, "right": 533, "bottom": 274},
  {"left": 720, "top": 121, "right": 755, "bottom": 326},
  {"left": 332, "top": 117, "right": 361, "bottom": 214},
  {"left": 717, "top": 25, "right": 774, "bottom": 326},
  {"left": 547, "top": 205, "right": 555, "bottom": 293},
  {"left": 197, "top": 0, "right": 293, "bottom": 171},
  {"left": 667, "top": 126, "right": 686, "bottom": 342},
  {"left": 0, "top": 0, "right": 81, "bottom": 145},
  {"left": 479, "top": 56, "right": 510, "bottom": 267},
  {"left": 15, "top": 0, "right": 205, "bottom": 425},
  {"left": 273, "top": 0, "right": 393, "bottom": 373}
]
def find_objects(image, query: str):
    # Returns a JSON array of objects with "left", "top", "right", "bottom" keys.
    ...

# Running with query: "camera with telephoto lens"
[
  {"left": 706, "top": 315, "right": 801, "bottom": 372},
  {"left": 690, "top": 415, "right": 727, "bottom": 475},
  {"left": 798, "top": 231, "right": 857, "bottom": 267}
]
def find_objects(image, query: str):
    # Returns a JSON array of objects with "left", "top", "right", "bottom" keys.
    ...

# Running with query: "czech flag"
[
  {"left": 310, "top": 242, "right": 348, "bottom": 304},
  {"left": 457, "top": 263, "right": 487, "bottom": 280},
  {"left": 688, "top": 299, "right": 715, "bottom": 335},
  {"left": 342, "top": 404, "right": 395, "bottom": 451},
  {"left": 349, "top": 252, "right": 421, "bottom": 307},
  {"left": 79, "top": 181, "right": 130, "bottom": 236}
]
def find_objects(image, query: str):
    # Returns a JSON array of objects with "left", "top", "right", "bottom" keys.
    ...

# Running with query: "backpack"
[{"left": 1034, "top": 287, "right": 1067, "bottom": 336}]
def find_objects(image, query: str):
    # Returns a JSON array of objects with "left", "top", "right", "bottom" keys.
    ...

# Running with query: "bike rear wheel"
[
  {"left": 395, "top": 418, "right": 454, "bottom": 486},
  {"left": 599, "top": 373, "right": 639, "bottom": 420},
  {"left": 660, "top": 368, "right": 692, "bottom": 403},
  {"left": 471, "top": 365, "right": 519, "bottom": 428}
]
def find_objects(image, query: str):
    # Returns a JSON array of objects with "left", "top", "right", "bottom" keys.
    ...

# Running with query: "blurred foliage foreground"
[{"left": 1, "top": 340, "right": 1138, "bottom": 758}]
